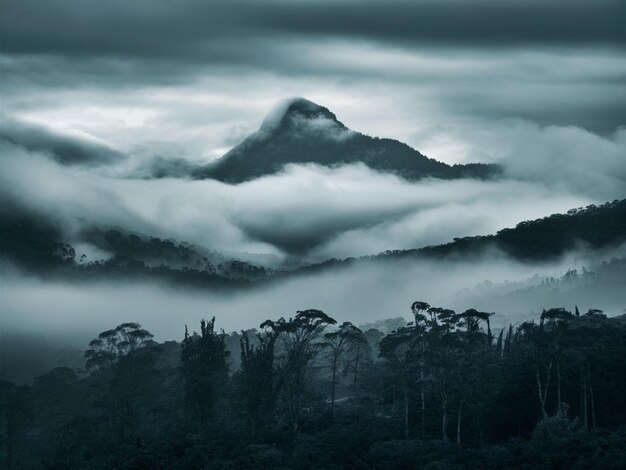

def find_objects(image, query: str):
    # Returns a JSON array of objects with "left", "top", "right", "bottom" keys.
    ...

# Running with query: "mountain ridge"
[
  {"left": 190, "top": 98, "right": 500, "bottom": 183},
  {"left": 2, "top": 199, "right": 624, "bottom": 287}
]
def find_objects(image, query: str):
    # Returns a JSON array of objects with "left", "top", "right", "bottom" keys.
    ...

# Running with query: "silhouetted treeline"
[{"left": 1, "top": 303, "right": 625, "bottom": 469}]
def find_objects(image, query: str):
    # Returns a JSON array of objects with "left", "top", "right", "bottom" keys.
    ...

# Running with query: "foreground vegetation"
[{"left": 1, "top": 303, "right": 625, "bottom": 469}]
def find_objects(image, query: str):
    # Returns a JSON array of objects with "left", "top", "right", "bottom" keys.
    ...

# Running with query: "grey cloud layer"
[
  {"left": 0, "top": 116, "right": 126, "bottom": 166},
  {"left": 3, "top": 0, "right": 624, "bottom": 59},
  {"left": 255, "top": 1, "right": 625, "bottom": 48},
  {"left": 1, "top": 119, "right": 623, "bottom": 262},
  {"left": 1, "top": 0, "right": 623, "bottom": 155}
]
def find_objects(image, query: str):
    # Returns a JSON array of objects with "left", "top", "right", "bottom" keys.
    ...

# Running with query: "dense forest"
[{"left": 2, "top": 303, "right": 625, "bottom": 469}]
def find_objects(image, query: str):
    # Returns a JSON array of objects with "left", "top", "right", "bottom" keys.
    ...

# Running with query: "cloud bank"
[
  {"left": 0, "top": 115, "right": 126, "bottom": 166},
  {"left": 1, "top": 117, "right": 624, "bottom": 263}
]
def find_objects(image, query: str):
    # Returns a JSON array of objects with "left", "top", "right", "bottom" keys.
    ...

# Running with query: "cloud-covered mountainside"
[
  {"left": 1, "top": 97, "right": 624, "bottom": 285},
  {"left": 2, "top": 200, "right": 624, "bottom": 288},
  {"left": 1, "top": 94, "right": 625, "bottom": 339},
  {"left": 143, "top": 98, "right": 500, "bottom": 182}
]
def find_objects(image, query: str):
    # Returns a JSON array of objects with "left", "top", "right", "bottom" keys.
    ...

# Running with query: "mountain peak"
[
  {"left": 193, "top": 98, "right": 501, "bottom": 183},
  {"left": 259, "top": 97, "right": 345, "bottom": 133}
]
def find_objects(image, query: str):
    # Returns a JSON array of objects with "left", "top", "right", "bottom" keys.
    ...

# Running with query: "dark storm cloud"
[
  {"left": 2, "top": 0, "right": 624, "bottom": 137},
  {"left": 0, "top": 116, "right": 126, "bottom": 166},
  {"left": 0, "top": 0, "right": 237, "bottom": 60},
  {"left": 235, "top": 196, "right": 417, "bottom": 256},
  {"left": 256, "top": 1, "right": 626, "bottom": 48},
  {"left": 2, "top": 0, "right": 623, "bottom": 61}
]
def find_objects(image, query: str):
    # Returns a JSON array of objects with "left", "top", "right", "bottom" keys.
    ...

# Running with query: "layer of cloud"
[
  {"left": 417, "top": 120, "right": 626, "bottom": 197},
  {"left": 0, "top": 115, "right": 126, "bottom": 166},
  {"left": 2, "top": 0, "right": 623, "bottom": 60},
  {"left": 2, "top": 115, "right": 623, "bottom": 263},
  {"left": 1, "top": 0, "right": 624, "bottom": 161}
]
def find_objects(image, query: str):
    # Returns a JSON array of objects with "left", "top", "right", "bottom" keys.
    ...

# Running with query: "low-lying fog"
[{"left": 3, "top": 245, "right": 624, "bottom": 348}]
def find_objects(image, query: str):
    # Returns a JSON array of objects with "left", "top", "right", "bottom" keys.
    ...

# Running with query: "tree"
[
  {"left": 101, "top": 344, "right": 163, "bottom": 443},
  {"left": 344, "top": 326, "right": 373, "bottom": 401},
  {"left": 180, "top": 318, "right": 229, "bottom": 437},
  {"left": 411, "top": 301, "right": 431, "bottom": 436},
  {"left": 379, "top": 326, "right": 414, "bottom": 438},
  {"left": 459, "top": 309, "right": 494, "bottom": 344},
  {"left": 518, "top": 320, "right": 552, "bottom": 419},
  {"left": 84, "top": 322, "right": 154, "bottom": 371},
  {"left": 323, "top": 322, "right": 367, "bottom": 417},
  {"left": 0, "top": 381, "right": 32, "bottom": 469},
  {"left": 267, "top": 309, "right": 336, "bottom": 433},
  {"left": 236, "top": 327, "right": 280, "bottom": 437},
  {"left": 425, "top": 308, "right": 460, "bottom": 442},
  {"left": 411, "top": 301, "right": 430, "bottom": 325},
  {"left": 541, "top": 308, "right": 574, "bottom": 411}
]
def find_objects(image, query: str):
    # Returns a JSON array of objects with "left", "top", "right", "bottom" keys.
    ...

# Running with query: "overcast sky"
[{"left": 2, "top": 0, "right": 624, "bottom": 164}]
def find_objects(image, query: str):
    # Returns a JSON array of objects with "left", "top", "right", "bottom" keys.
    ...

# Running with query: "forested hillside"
[
  {"left": 383, "top": 199, "right": 626, "bottom": 260},
  {"left": 2, "top": 304, "right": 625, "bottom": 469},
  {"left": 2, "top": 201, "right": 625, "bottom": 287}
]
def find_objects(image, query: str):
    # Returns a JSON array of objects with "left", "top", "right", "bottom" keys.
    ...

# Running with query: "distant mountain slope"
[
  {"left": 296, "top": 200, "right": 626, "bottom": 274},
  {"left": 399, "top": 199, "right": 626, "bottom": 261},
  {"left": 2, "top": 200, "right": 624, "bottom": 287},
  {"left": 0, "top": 203, "right": 267, "bottom": 287},
  {"left": 192, "top": 98, "right": 499, "bottom": 183}
]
